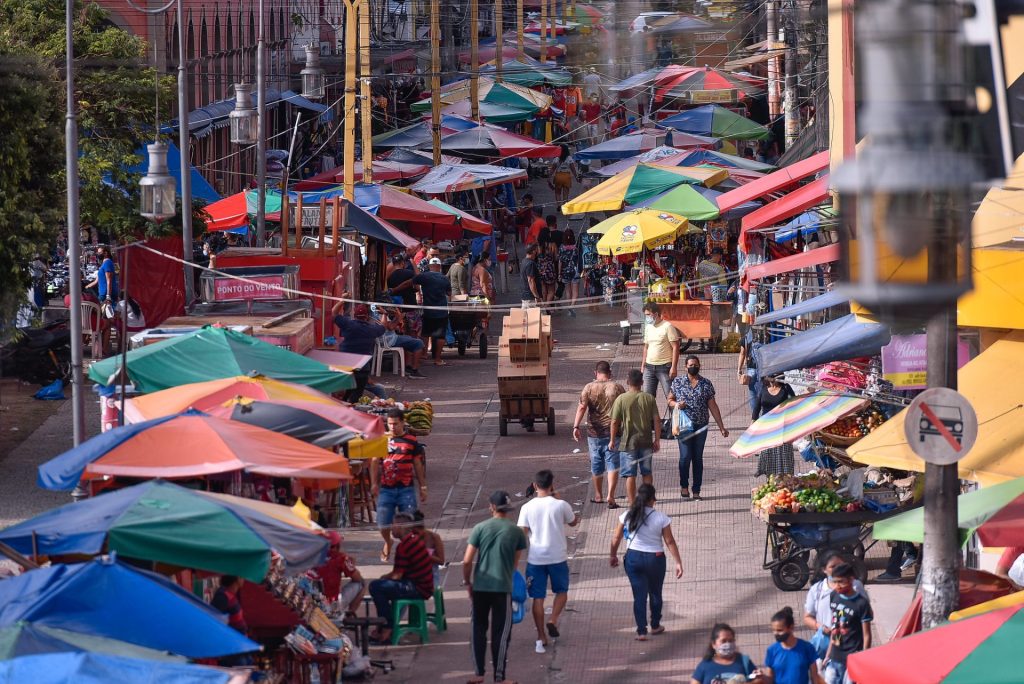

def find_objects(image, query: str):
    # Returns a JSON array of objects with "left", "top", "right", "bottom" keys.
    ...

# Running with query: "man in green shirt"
[
  {"left": 610, "top": 369, "right": 661, "bottom": 505},
  {"left": 463, "top": 490, "right": 528, "bottom": 684}
]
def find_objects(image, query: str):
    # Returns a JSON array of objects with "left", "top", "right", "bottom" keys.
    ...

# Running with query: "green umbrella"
[
  {"left": 0, "top": 622, "right": 186, "bottom": 662},
  {"left": 87, "top": 325, "right": 354, "bottom": 394},
  {"left": 643, "top": 184, "right": 721, "bottom": 221},
  {"left": 873, "top": 476, "right": 1024, "bottom": 545},
  {"left": 622, "top": 164, "right": 721, "bottom": 205}
]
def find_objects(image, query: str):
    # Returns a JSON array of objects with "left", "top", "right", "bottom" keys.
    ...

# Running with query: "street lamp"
[
  {"left": 139, "top": 141, "right": 177, "bottom": 222},
  {"left": 229, "top": 83, "right": 258, "bottom": 145},
  {"left": 301, "top": 44, "right": 326, "bottom": 100}
]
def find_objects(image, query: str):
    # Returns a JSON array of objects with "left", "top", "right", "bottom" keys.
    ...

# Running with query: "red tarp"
[
  {"left": 292, "top": 161, "right": 429, "bottom": 190},
  {"left": 121, "top": 235, "right": 185, "bottom": 327},
  {"left": 372, "top": 185, "right": 460, "bottom": 225},
  {"left": 201, "top": 191, "right": 249, "bottom": 232},
  {"left": 716, "top": 150, "right": 830, "bottom": 214},
  {"left": 739, "top": 175, "right": 831, "bottom": 250},
  {"left": 742, "top": 243, "right": 840, "bottom": 284},
  {"left": 888, "top": 569, "right": 1014, "bottom": 640}
]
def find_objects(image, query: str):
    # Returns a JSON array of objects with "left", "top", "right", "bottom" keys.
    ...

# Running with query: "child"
[
  {"left": 764, "top": 606, "right": 821, "bottom": 684},
  {"left": 823, "top": 563, "right": 873, "bottom": 684}
]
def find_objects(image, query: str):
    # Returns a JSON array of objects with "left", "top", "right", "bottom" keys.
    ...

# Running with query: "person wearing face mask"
[
  {"left": 640, "top": 301, "right": 681, "bottom": 402},
  {"left": 803, "top": 553, "right": 866, "bottom": 660},
  {"left": 822, "top": 563, "right": 873, "bottom": 684},
  {"left": 691, "top": 623, "right": 764, "bottom": 684},
  {"left": 667, "top": 355, "right": 729, "bottom": 501},
  {"left": 764, "top": 606, "right": 822, "bottom": 684}
]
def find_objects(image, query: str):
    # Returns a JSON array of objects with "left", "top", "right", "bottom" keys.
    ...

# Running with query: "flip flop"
[
  {"left": 380, "top": 546, "right": 391, "bottom": 563},
  {"left": 607, "top": 501, "right": 620, "bottom": 509},
  {"left": 590, "top": 498, "right": 605, "bottom": 504},
  {"left": 634, "top": 634, "right": 648, "bottom": 641},
  {"left": 546, "top": 623, "right": 560, "bottom": 639},
  {"left": 650, "top": 626, "right": 666, "bottom": 635}
]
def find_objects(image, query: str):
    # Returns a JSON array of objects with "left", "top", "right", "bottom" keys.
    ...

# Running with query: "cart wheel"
[
  {"left": 771, "top": 554, "right": 811, "bottom": 592},
  {"left": 852, "top": 542, "right": 866, "bottom": 560},
  {"left": 457, "top": 336, "right": 467, "bottom": 356},
  {"left": 851, "top": 556, "right": 868, "bottom": 584},
  {"left": 499, "top": 416, "right": 508, "bottom": 437},
  {"left": 622, "top": 328, "right": 630, "bottom": 345},
  {"left": 479, "top": 334, "right": 488, "bottom": 359},
  {"left": 547, "top": 408, "right": 556, "bottom": 436}
]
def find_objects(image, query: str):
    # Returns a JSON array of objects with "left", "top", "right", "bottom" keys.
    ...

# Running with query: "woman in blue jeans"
[
  {"left": 609, "top": 484, "right": 683, "bottom": 639},
  {"left": 668, "top": 356, "right": 729, "bottom": 500}
]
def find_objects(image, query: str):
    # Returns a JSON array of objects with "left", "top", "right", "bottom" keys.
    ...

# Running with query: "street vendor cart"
[
  {"left": 449, "top": 296, "right": 490, "bottom": 358},
  {"left": 659, "top": 299, "right": 734, "bottom": 351}
]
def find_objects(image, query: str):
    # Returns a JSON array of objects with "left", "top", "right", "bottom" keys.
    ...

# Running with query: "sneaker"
[
  {"left": 406, "top": 368, "right": 425, "bottom": 378},
  {"left": 875, "top": 571, "right": 902, "bottom": 582},
  {"left": 535, "top": 640, "right": 546, "bottom": 654},
  {"left": 692, "top": 493, "right": 702, "bottom": 501},
  {"left": 900, "top": 557, "right": 917, "bottom": 572}
]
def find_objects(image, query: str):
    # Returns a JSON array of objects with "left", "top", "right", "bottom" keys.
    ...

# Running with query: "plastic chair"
[
  {"left": 80, "top": 301, "right": 103, "bottom": 357},
  {"left": 372, "top": 337, "right": 405, "bottom": 377},
  {"left": 390, "top": 598, "right": 429, "bottom": 645},
  {"left": 426, "top": 587, "right": 447, "bottom": 633}
]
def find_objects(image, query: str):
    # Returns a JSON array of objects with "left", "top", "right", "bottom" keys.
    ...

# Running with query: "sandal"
[
  {"left": 607, "top": 500, "right": 620, "bottom": 509},
  {"left": 590, "top": 498, "right": 605, "bottom": 504},
  {"left": 380, "top": 545, "right": 391, "bottom": 563}
]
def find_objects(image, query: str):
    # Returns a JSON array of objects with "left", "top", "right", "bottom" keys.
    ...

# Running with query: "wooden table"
[{"left": 659, "top": 300, "right": 734, "bottom": 348}]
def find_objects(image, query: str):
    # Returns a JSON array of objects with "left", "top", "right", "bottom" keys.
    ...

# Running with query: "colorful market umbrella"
[
  {"left": 204, "top": 397, "right": 362, "bottom": 448},
  {"left": 873, "top": 476, "right": 1024, "bottom": 546},
  {"left": 674, "top": 149, "right": 777, "bottom": 172},
  {"left": 590, "top": 209, "right": 690, "bottom": 255},
  {"left": 634, "top": 184, "right": 762, "bottom": 220},
  {"left": 37, "top": 410, "right": 351, "bottom": 491},
  {"left": 575, "top": 128, "right": 718, "bottom": 161},
  {"left": 480, "top": 58, "right": 572, "bottom": 87},
  {"left": 0, "top": 559, "right": 259, "bottom": 658},
  {"left": 951, "top": 590, "right": 1024, "bottom": 621},
  {"left": 411, "top": 77, "right": 551, "bottom": 115},
  {"left": 0, "top": 480, "right": 329, "bottom": 581},
  {"left": 0, "top": 652, "right": 232, "bottom": 683},
  {"left": 352, "top": 182, "right": 466, "bottom": 227},
  {"left": 656, "top": 66, "right": 766, "bottom": 103},
  {"left": 645, "top": 13, "right": 715, "bottom": 34},
  {"left": 292, "top": 160, "right": 430, "bottom": 190},
  {"left": 562, "top": 163, "right": 728, "bottom": 214},
  {"left": 422, "top": 125, "right": 560, "bottom": 159},
  {"left": 424, "top": 199, "right": 492, "bottom": 235},
  {"left": 523, "top": 19, "right": 578, "bottom": 35},
  {"left": 87, "top": 326, "right": 355, "bottom": 394},
  {"left": 729, "top": 392, "right": 869, "bottom": 458},
  {"left": 410, "top": 163, "right": 528, "bottom": 194},
  {"left": 660, "top": 104, "right": 771, "bottom": 140},
  {"left": 200, "top": 191, "right": 249, "bottom": 232},
  {"left": 847, "top": 603, "right": 1024, "bottom": 684},
  {"left": 595, "top": 146, "right": 694, "bottom": 176},
  {"left": 371, "top": 115, "right": 476, "bottom": 149},
  {"left": 572, "top": 3, "right": 604, "bottom": 26},
  {"left": 382, "top": 147, "right": 463, "bottom": 166},
  {"left": 440, "top": 99, "right": 539, "bottom": 123},
  {"left": 0, "top": 622, "right": 186, "bottom": 662}
]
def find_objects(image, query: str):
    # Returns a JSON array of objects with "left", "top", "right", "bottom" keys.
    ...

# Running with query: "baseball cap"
[
  {"left": 353, "top": 304, "right": 370, "bottom": 319},
  {"left": 489, "top": 490, "right": 513, "bottom": 512},
  {"left": 429, "top": 257, "right": 442, "bottom": 265}
]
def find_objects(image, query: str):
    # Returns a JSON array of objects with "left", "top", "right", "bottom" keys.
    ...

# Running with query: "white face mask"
[
  {"left": 644, "top": 315, "right": 655, "bottom": 325},
  {"left": 715, "top": 642, "right": 736, "bottom": 657}
]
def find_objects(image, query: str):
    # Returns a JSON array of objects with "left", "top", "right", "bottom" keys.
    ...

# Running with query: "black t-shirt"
[
  {"left": 753, "top": 383, "right": 795, "bottom": 420},
  {"left": 521, "top": 258, "right": 538, "bottom": 300},
  {"left": 537, "top": 228, "right": 551, "bottom": 247},
  {"left": 412, "top": 271, "right": 451, "bottom": 318},
  {"left": 828, "top": 590, "right": 873, "bottom": 664},
  {"left": 387, "top": 268, "right": 417, "bottom": 306},
  {"left": 549, "top": 229, "right": 564, "bottom": 248}
]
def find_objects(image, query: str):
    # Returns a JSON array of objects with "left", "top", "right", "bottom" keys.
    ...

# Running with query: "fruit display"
[
  {"left": 822, "top": 404, "right": 888, "bottom": 440},
  {"left": 751, "top": 472, "right": 860, "bottom": 515},
  {"left": 354, "top": 398, "right": 434, "bottom": 434}
]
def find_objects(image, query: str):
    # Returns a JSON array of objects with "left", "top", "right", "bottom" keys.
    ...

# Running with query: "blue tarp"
[
  {"left": 753, "top": 314, "right": 891, "bottom": 378},
  {"left": 0, "top": 622, "right": 187, "bottom": 661},
  {"left": 754, "top": 290, "right": 849, "bottom": 325},
  {"left": 776, "top": 209, "right": 836, "bottom": 242},
  {"left": 0, "top": 653, "right": 229, "bottom": 684},
  {"left": 575, "top": 135, "right": 662, "bottom": 161},
  {"left": 127, "top": 141, "right": 221, "bottom": 204},
  {"left": 0, "top": 559, "right": 259, "bottom": 659}
]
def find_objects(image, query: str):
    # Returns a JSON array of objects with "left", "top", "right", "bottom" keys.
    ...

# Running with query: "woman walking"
[
  {"left": 470, "top": 253, "right": 496, "bottom": 333},
  {"left": 537, "top": 240, "right": 558, "bottom": 307},
  {"left": 557, "top": 229, "right": 580, "bottom": 317},
  {"left": 691, "top": 623, "right": 766, "bottom": 684},
  {"left": 549, "top": 144, "right": 577, "bottom": 204},
  {"left": 608, "top": 484, "right": 683, "bottom": 640},
  {"left": 763, "top": 607, "right": 822, "bottom": 684},
  {"left": 752, "top": 375, "right": 797, "bottom": 477},
  {"left": 668, "top": 355, "right": 729, "bottom": 501}
]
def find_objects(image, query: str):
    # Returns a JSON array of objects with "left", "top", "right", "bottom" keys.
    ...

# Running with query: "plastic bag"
[
  {"left": 511, "top": 570, "right": 527, "bottom": 624},
  {"left": 672, "top": 406, "right": 694, "bottom": 436},
  {"left": 34, "top": 379, "right": 65, "bottom": 401}
]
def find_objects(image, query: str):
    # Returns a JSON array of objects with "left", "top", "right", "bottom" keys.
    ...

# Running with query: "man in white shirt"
[{"left": 517, "top": 470, "right": 580, "bottom": 654}]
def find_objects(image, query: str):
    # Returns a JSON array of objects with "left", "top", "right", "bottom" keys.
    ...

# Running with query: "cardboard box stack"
[{"left": 497, "top": 308, "right": 552, "bottom": 417}]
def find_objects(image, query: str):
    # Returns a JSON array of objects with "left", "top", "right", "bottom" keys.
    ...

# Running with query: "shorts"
[
  {"left": 526, "top": 561, "right": 570, "bottom": 598},
  {"left": 421, "top": 315, "right": 448, "bottom": 340},
  {"left": 620, "top": 448, "right": 653, "bottom": 478},
  {"left": 588, "top": 436, "right": 620, "bottom": 476},
  {"left": 339, "top": 580, "right": 364, "bottom": 606},
  {"left": 391, "top": 334, "right": 425, "bottom": 353},
  {"left": 552, "top": 171, "right": 573, "bottom": 190},
  {"left": 377, "top": 485, "right": 417, "bottom": 527}
]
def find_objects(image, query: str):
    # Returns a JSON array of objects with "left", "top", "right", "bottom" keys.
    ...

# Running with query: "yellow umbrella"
[
  {"left": 592, "top": 209, "right": 689, "bottom": 255},
  {"left": 950, "top": 589, "right": 1024, "bottom": 621},
  {"left": 562, "top": 163, "right": 728, "bottom": 215}
]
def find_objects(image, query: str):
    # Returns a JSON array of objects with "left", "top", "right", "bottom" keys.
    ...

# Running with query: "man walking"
[
  {"left": 521, "top": 243, "right": 541, "bottom": 307},
  {"left": 573, "top": 361, "right": 626, "bottom": 507},
  {"left": 640, "top": 301, "right": 681, "bottom": 401},
  {"left": 518, "top": 470, "right": 580, "bottom": 654},
  {"left": 371, "top": 408, "right": 427, "bottom": 561},
  {"left": 463, "top": 491, "right": 528, "bottom": 684},
  {"left": 412, "top": 257, "right": 451, "bottom": 366},
  {"left": 610, "top": 369, "right": 660, "bottom": 504}
]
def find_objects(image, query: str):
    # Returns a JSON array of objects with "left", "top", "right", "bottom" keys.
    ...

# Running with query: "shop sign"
[
  {"left": 689, "top": 89, "right": 737, "bottom": 103},
  {"left": 212, "top": 275, "right": 286, "bottom": 302},
  {"left": 881, "top": 334, "right": 970, "bottom": 389},
  {"left": 294, "top": 204, "right": 336, "bottom": 228}
]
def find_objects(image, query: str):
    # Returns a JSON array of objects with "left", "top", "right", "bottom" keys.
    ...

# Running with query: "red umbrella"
[
  {"left": 427, "top": 125, "right": 560, "bottom": 159},
  {"left": 655, "top": 66, "right": 766, "bottom": 102},
  {"left": 292, "top": 160, "right": 430, "bottom": 191}
]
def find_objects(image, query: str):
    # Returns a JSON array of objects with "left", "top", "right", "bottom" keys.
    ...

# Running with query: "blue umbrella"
[
  {"left": 776, "top": 208, "right": 837, "bottom": 242},
  {"left": 0, "top": 622, "right": 186, "bottom": 662},
  {"left": 674, "top": 149, "right": 776, "bottom": 172},
  {"left": 0, "top": 652, "right": 230, "bottom": 684},
  {"left": 0, "top": 558, "right": 260, "bottom": 659}
]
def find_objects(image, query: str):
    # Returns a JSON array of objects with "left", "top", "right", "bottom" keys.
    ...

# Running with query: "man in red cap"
[
  {"left": 313, "top": 531, "right": 366, "bottom": 614},
  {"left": 334, "top": 303, "right": 386, "bottom": 400}
]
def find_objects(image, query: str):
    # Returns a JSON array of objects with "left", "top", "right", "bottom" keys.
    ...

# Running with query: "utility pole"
[
  {"left": 65, "top": 0, "right": 86, "bottom": 448},
  {"left": 471, "top": 0, "right": 480, "bottom": 119},
  {"left": 175, "top": 0, "right": 194, "bottom": 302},
  {"left": 494, "top": 0, "right": 503, "bottom": 82},
  {"left": 539, "top": 0, "right": 547, "bottom": 63},
  {"left": 359, "top": 0, "right": 373, "bottom": 183},
  {"left": 256, "top": 0, "right": 267, "bottom": 246},
  {"left": 783, "top": 0, "right": 800, "bottom": 148},
  {"left": 430, "top": 0, "right": 442, "bottom": 165},
  {"left": 343, "top": 0, "right": 360, "bottom": 201},
  {"left": 766, "top": 0, "right": 780, "bottom": 121},
  {"left": 516, "top": 0, "right": 524, "bottom": 60}
]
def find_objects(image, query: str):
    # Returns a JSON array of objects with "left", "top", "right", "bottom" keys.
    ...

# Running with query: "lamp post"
[
  {"left": 65, "top": 0, "right": 86, "bottom": 450},
  {"left": 255, "top": 0, "right": 267, "bottom": 247},
  {"left": 139, "top": 142, "right": 177, "bottom": 222},
  {"left": 229, "top": 83, "right": 258, "bottom": 144},
  {"left": 301, "top": 44, "right": 326, "bottom": 101}
]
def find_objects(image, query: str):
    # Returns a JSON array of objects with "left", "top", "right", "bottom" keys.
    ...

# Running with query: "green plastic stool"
[
  {"left": 391, "top": 598, "right": 429, "bottom": 645},
  {"left": 427, "top": 587, "right": 447, "bottom": 632}
]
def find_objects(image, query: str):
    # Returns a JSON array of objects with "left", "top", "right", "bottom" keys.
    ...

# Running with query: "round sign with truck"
[{"left": 903, "top": 387, "right": 978, "bottom": 465}]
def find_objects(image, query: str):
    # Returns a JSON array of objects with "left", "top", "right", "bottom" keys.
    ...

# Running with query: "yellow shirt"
[{"left": 643, "top": 320, "right": 681, "bottom": 365}]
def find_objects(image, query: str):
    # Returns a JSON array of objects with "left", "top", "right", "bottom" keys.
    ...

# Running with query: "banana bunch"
[{"left": 404, "top": 400, "right": 434, "bottom": 433}]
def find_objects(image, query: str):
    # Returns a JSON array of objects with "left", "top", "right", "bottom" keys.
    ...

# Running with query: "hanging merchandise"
[{"left": 706, "top": 222, "right": 728, "bottom": 254}]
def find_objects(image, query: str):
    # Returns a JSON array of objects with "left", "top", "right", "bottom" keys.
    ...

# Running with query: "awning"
[
  {"left": 181, "top": 89, "right": 331, "bottom": 139},
  {"left": 743, "top": 243, "right": 840, "bottom": 283},
  {"left": 202, "top": 191, "right": 249, "bottom": 232},
  {"left": 128, "top": 141, "right": 221, "bottom": 204},
  {"left": 384, "top": 48, "right": 417, "bottom": 64},
  {"left": 740, "top": 175, "right": 831, "bottom": 249},
  {"left": 846, "top": 331, "right": 1024, "bottom": 486},
  {"left": 754, "top": 290, "right": 849, "bottom": 325},
  {"left": 715, "top": 150, "right": 830, "bottom": 213},
  {"left": 753, "top": 314, "right": 891, "bottom": 378}
]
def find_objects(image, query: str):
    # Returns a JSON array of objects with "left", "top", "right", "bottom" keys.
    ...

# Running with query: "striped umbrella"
[
  {"left": 656, "top": 66, "right": 766, "bottom": 103},
  {"left": 729, "top": 391, "right": 868, "bottom": 458}
]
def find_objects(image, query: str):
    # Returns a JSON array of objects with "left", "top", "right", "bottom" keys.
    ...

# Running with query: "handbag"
[
  {"left": 101, "top": 300, "right": 116, "bottom": 320},
  {"left": 660, "top": 412, "right": 673, "bottom": 440},
  {"left": 672, "top": 405, "right": 694, "bottom": 436}
]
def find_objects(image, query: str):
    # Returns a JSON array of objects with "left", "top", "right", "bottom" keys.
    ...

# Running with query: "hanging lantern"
[
  {"left": 229, "top": 83, "right": 257, "bottom": 145},
  {"left": 300, "top": 44, "right": 326, "bottom": 101},
  {"left": 139, "top": 141, "right": 176, "bottom": 223}
]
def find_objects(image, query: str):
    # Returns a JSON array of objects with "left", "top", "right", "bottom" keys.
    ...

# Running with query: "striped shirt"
[
  {"left": 394, "top": 533, "right": 435, "bottom": 598},
  {"left": 382, "top": 433, "right": 424, "bottom": 488}
]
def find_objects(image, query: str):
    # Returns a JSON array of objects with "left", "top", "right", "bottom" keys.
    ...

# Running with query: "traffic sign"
[{"left": 903, "top": 388, "right": 978, "bottom": 465}]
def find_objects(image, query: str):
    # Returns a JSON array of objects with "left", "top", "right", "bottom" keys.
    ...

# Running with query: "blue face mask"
[{"left": 644, "top": 315, "right": 655, "bottom": 325}]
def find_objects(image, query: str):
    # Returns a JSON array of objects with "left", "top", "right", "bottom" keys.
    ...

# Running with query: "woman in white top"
[{"left": 609, "top": 484, "right": 683, "bottom": 640}]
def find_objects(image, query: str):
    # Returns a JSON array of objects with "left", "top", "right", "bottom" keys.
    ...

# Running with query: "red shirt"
[
  {"left": 394, "top": 533, "right": 435, "bottom": 598},
  {"left": 381, "top": 433, "right": 424, "bottom": 488},
  {"left": 582, "top": 102, "right": 602, "bottom": 124},
  {"left": 551, "top": 89, "right": 566, "bottom": 112},
  {"left": 315, "top": 550, "right": 358, "bottom": 600}
]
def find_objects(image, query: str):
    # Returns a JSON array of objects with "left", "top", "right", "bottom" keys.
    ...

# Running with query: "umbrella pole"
[
  {"left": 119, "top": 244, "right": 131, "bottom": 426},
  {"left": 0, "top": 540, "right": 39, "bottom": 570},
  {"left": 31, "top": 531, "right": 38, "bottom": 563}
]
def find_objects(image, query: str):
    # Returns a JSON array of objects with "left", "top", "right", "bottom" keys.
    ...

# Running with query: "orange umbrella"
[{"left": 124, "top": 375, "right": 340, "bottom": 423}]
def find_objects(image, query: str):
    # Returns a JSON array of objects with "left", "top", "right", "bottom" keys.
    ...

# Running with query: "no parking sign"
[{"left": 903, "top": 388, "right": 978, "bottom": 465}]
